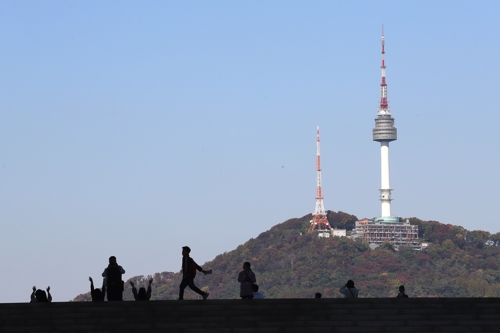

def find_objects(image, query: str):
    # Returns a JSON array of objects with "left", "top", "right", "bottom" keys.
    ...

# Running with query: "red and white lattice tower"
[{"left": 308, "top": 126, "right": 332, "bottom": 233}]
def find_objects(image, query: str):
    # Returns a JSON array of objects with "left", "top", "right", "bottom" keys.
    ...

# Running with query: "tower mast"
[
  {"left": 309, "top": 126, "right": 332, "bottom": 232},
  {"left": 372, "top": 26, "right": 397, "bottom": 217}
]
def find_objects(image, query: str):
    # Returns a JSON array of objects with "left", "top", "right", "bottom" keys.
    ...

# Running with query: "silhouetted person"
[
  {"left": 178, "top": 246, "right": 209, "bottom": 300},
  {"left": 339, "top": 280, "right": 359, "bottom": 298},
  {"left": 102, "top": 256, "right": 125, "bottom": 301},
  {"left": 396, "top": 285, "right": 409, "bottom": 298},
  {"left": 130, "top": 277, "right": 153, "bottom": 301},
  {"left": 238, "top": 262, "right": 256, "bottom": 299},
  {"left": 89, "top": 277, "right": 105, "bottom": 301},
  {"left": 30, "top": 286, "right": 52, "bottom": 303},
  {"left": 315, "top": 292, "right": 322, "bottom": 298}
]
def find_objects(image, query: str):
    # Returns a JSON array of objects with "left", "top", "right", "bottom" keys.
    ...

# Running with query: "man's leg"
[
  {"left": 178, "top": 278, "right": 189, "bottom": 300},
  {"left": 187, "top": 278, "right": 208, "bottom": 299}
]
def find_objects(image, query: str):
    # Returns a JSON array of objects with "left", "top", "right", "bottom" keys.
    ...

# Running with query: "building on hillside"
[
  {"left": 333, "top": 229, "right": 347, "bottom": 237},
  {"left": 317, "top": 228, "right": 347, "bottom": 238},
  {"left": 351, "top": 217, "right": 420, "bottom": 249}
]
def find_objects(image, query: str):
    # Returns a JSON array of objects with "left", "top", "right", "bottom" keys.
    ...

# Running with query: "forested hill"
[{"left": 73, "top": 211, "right": 500, "bottom": 301}]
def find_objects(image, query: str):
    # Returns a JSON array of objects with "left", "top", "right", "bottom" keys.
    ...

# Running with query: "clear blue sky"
[{"left": 1, "top": 1, "right": 499, "bottom": 302}]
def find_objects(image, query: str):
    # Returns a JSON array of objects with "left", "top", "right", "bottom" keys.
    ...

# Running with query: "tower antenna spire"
[
  {"left": 379, "top": 24, "right": 389, "bottom": 112},
  {"left": 308, "top": 126, "right": 332, "bottom": 233}
]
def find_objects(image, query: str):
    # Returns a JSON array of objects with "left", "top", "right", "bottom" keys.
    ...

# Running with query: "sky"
[{"left": 0, "top": 1, "right": 499, "bottom": 303}]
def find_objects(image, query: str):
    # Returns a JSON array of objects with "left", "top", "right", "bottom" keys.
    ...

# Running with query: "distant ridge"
[{"left": 73, "top": 211, "right": 500, "bottom": 300}]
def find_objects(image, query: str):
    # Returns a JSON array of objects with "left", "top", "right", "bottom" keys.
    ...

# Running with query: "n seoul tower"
[{"left": 372, "top": 27, "right": 397, "bottom": 218}]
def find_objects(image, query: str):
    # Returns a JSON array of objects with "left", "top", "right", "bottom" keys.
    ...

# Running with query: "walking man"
[{"left": 178, "top": 246, "right": 209, "bottom": 300}]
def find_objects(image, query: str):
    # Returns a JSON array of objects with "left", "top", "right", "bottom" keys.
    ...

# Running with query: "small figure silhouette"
[
  {"left": 315, "top": 292, "right": 322, "bottom": 298},
  {"left": 89, "top": 277, "right": 105, "bottom": 301},
  {"left": 130, "top": 277, "right": 153, "bottom": 301},
  {"left": 178, "top": 246, "right": 209, "bottom": 300},
  {"left": 237, "top": 262, "right": 256, "bottom": 299},
  {"left": 339, "top": 280, "right": 359, "bottom": 298},
  {"left": 30, "top": 286, "right": 52, "bottom": 303},
  {"left": 102, "top": 256, "right": 125, "bottom": 301},
  {"left": 396, "top": 285, "right": 409, "bottom": 298}
]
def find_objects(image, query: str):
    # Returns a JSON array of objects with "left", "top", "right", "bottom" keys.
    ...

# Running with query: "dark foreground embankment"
[{"left": 1, "top": 297, "right": 500, "bottom": 332}]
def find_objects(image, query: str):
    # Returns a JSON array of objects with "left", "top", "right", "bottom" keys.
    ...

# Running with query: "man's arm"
[
  {"left": 130, "top": 281, "right": 138, "bottom": 300},
  {"left": 101, "top": 268, "right": 107, "bottom": 277},
  {"left": 89, "top": 277, "right": 95, "bottom": 294},
  {"left": 46, "top": 286, "right": 52, "bottom": 302},
  {"left": 119, "top": 266, "right": 125, "bottom": 274},
  {"left": 193, "top": 259, "right": 203, "bottom": 272}
]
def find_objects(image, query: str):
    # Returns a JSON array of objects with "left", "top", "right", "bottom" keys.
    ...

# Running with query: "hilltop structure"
[
  {"left": 308, "top": 126, "right": 333, "bottom": 236},
  {"left": 353, "top": 28, "right": 420, "bottom": 249}
]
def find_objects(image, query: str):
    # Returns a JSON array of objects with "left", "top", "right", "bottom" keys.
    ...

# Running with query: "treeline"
[{"left": 73, "top": 211, "right": 500, "bottom": 300}]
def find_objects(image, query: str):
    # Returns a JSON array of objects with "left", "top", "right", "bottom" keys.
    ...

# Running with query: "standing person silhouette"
[
  {"left": 339, "top": 280, "right": 359, "bottom": 298},
  {"left": 102, "top": 256, "right": 125, "bottom": 301},
  {"left": 178, "top": 246, "right": 209, "bottom": 300},
  {"left": 396, "top": 285, "right": 409, "bottom": 298},
  {"left": 237, "top": 262, "right": 256, "bottom": 299}
]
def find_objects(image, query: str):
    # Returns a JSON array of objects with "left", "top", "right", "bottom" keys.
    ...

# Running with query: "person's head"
[
  {"left": 399, "top": 285, "right": 405, "bottom": 293},
  {"left": 93, "top": 288, "right": 103, "bottom": 300},
  {"left": 182, "top": 246, "right": 191, "bottom": 256},
  {"left": 243, "top": 262, "right": 251, "bottom": 270},
  {"left": 35, "top": 289, "right": 48, "bottom": 302},
  {"left": 138, "top": 287, "right": 148, "bottom": 300},
  {"left": 109, "top": 256, "right": 117, "bottom": 264},
  {"left": 346, "top": 280, "right": 355, "bottom": 288},
  {"left": 315, "top": 293, "right": 322, "bottom": 298}
]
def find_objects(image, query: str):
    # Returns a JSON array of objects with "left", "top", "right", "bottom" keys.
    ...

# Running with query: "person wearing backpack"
[
  {"left": 102, "top": 256, "right": 125, "bottom": 301},
  {"left": 339, "top": 280, "right": 359, "bottom": 298},
  {"left": 237, "top": 262, "right": 256, "bottom": 299}
]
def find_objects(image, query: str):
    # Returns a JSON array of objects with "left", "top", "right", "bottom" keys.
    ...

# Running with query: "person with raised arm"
[
  {"left": 130, "top": 277, "right": 153, "bottom": 301},
  {"left": 89, "top": 277, "right": 105, "bottom": 301},
  {"left": 30, "top": 286, "right": 52, "bottom": 303}
]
